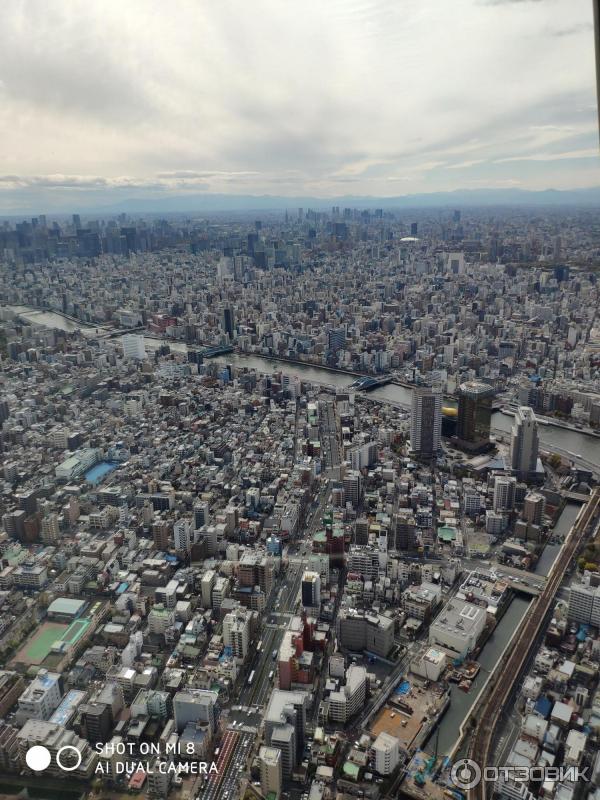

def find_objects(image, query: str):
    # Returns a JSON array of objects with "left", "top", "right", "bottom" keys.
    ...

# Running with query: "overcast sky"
[{"left": 0, "top": 0, "right": 598, "bottom": 211}]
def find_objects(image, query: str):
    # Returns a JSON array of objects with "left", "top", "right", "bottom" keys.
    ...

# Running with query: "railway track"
[{"left": 466, "top": 487, "right": 600, "bottom": 800}]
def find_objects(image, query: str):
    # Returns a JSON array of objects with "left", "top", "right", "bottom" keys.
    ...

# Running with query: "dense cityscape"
[{"left": 0, "top": 204, "right": 598, "bottom": 800}]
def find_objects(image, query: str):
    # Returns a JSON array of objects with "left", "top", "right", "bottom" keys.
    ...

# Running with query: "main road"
[{"left": 238, "top": 480, "right": 331, "bottom": 713}]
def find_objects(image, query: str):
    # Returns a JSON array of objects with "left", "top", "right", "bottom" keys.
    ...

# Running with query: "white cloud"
[
  {"left": 0, "top": 0, "right": 597, "bottom": 208},
  {"left": 494, "top": 148, "right": 600, "bottom": 163}
]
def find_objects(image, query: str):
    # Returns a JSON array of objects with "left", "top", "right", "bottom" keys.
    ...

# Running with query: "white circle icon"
[
  {"left": 25, "top": 745, "right": 51, "bottom": 772},
  {"left": 56, "top": 745, "right": 82, "bottom": 771},
  {"left": 450, "top": 758, "right": 482, "bottom": 790}
]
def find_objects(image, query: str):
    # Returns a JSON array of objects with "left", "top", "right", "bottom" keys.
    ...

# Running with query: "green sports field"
[{"left": 14, "top": 622, "right": 68, "bottom": 665}]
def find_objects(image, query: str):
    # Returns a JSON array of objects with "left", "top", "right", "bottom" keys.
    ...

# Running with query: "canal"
[
  {"left": 535, "top": 501, "right": 581, "bottom": 577},
  {"left": 423, "top": 594, "right": 532, "bottom": 758},
  {"left": 425, "top": 498, "right": 580, "bottom": 757}
]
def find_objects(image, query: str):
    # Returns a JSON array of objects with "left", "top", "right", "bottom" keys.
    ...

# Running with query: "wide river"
[{"left": 6, "top": 305, "right": 600, "bottom": 468}]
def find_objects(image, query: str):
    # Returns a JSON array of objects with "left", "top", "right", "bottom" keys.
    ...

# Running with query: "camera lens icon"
[
  {"left": 450, "top": 758, "right": 482, "bottom": 790},
  {"left": 56, "top": 745, "right": 83, "bottom": 771},
  {"left": 25, "top": 744, "right": 82, "bottom": 773}
]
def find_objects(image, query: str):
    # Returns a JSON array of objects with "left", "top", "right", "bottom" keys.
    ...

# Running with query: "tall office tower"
[
  {"left": 301, "top": 571, "right": 321, "bottom": 608},
  {"left": 354, "top": 518, "right": 370, "bottom": 546},
  {"left": 327, "top": 327, "right": 346, "bottom": 352},
  {"left": 0, "top": 398, "right": 9, "bottom": 423},
  {"left": 410, "top": 387, "right": 442, "bottom": 457},
  {"left": 121, "top": 334, "right": 146, "bottom": 361},
  {"left": 194, "top": 502, "right": 209, "bottom": 529},
  {"left": 393, "top": 511, "right": 417, "bottom": 551},
  {"left": 510, "top": 406, "right": 539, "bottom": 480},
  {"left": 72, "top": 214, "right": 81, "bottom": 229},
  {"left": 553, "top": 235, "right": 562, "bottom": 262},
  {"left": 342, "top": 470, "right": 362, "bottom": 508},
  {"left": 222, "top": 307, "right": 235, "bottom": 339},
  {"left": 456, "top": 381, "right": 494, "bottom": 453},
  {"left": 493, "top": 475, "right": 517, "bottom": 512},
  {"left": 410, "top": 222, "right": 418, "bottom": 236}
]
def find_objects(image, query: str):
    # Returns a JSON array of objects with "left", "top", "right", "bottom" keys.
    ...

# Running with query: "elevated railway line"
[{"left": 467, "top": 487, "right": 600, "bottom": 800}]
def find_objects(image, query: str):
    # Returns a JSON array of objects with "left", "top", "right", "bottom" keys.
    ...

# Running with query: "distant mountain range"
[
  {"left": 87, "top": 186, "right": 600, "bottom": 214},
  {"left": 3, "top": 186, "right": 600, "bottom": 217}
]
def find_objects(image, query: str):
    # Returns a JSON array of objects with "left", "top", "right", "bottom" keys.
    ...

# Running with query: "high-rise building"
[
  {"left": 301, "top": 571, "right": 320, "bottom": 608},
  {"left": 510, "top": 406, "right": 539, "bottom": 480},
  {"left": 493, "top": 476, "right": 517, "bottom": 512},
  {"left": 222, "top": 607, "right": 250, "bottom": 663},
  {"left": 40, "top": 513, "right": 60, "bottom": 544},
  {"left": 200, "top": 570, "right": 216, "bottom": 608},
  {"left": 567, "top": 581, "right": 600, "bottom": 626},
  {"left": 264, "top": 689, "right": 309, "bottom": 777},
  {"left": 79, "top": 701, "right": 113, "bottom": 743},
  {"left": 222, "top": 307, "right": 235, "bottom": 339},
  {"left": 350, "top": 441, "right": 378, "bottom": 470},
  {"left": 410, "top": 387, "right": 442, "bottom": 457},
  {"left": 259, "top": 746, "right": 282, "bottom": 797},
  {"left": 342, "top": 470, "right": 362, "bottom": 508},
  {"left": 372, "top": 731, "right": 401, "bottom": 775},
  {"left": 121, "top": 334, "right": 146, "bottom": 361},
  {"left": 173, "top": 690, "right": 219, "bottom": 734},
  {"left": 456, "top": 381, "right": 494, "bottom": 453},
  {"left": 523, "top": 492, "right": 545, "bottom": 526},
  {"left": 173, "top": 518, "right": 193, "bottom": 552},
  {"left": 152, "top": 520, "right": 171, "bottom": 550},
  {"left": 327, "top": 664, "right": 366, "bottom": 723},
  {"left": 194, "top": 502, "right": 209, "bottom": 529},
  {"left": 327, "top": 327, "right": 346, "bottom": 352},
  {"left": 336, "top": 609, "right": 394, "bottom": 657}
]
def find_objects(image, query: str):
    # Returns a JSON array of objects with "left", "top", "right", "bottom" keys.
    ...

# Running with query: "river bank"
[{"left": 5, "top": 304, "right": 600, "bottom": 468}]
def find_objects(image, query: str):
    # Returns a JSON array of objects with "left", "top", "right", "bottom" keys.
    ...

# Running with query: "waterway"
[
  {"left": 426, "top": 497, "right": 580, "bottom": 757},
  {"left": 492, "top": 411, "right": 600, "bottom": 470},
  {"left": 424, "top": 594, "right": 532, "bottom": 757},
  {"left": 5, "top": 305, "right": 600, "bottom": 468},
  {"left": 535, "top": 501, "right": 581, "bottom": 577}
]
